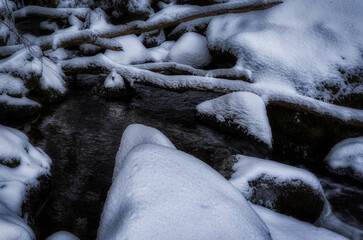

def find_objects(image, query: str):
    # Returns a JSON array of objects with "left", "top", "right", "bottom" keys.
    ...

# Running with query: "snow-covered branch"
[{"left": 12, "top": 6, "right": 90, "bottom": 20}]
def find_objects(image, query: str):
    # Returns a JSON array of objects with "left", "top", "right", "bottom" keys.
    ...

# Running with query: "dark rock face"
[
  {"left": 248, "top": 175, "right": 325, "bottom": 223},
  {"left": 0, "top": 100, "right": 41, "bottom": 119}
]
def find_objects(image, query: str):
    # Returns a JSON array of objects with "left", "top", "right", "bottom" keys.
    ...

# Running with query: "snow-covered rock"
[
  {"left": 46, "top": 231, "right": 80, "bottom": 240},
  {"left": 149, "top": 41, "right": 175, "bottom": 62},
  {"left": 104, "top": 35, "right": 153, "bottom": 65},
  {"left": 196, "top": 92, "right": 272, "bottom": 147},
  {"left": 229, "top": 155, "right": 325, "bottom": 223},
  {"left": 252, "top": 204, "right": 347, "bottom": 240},
  {"left": 325, "top": 137, "right": 363, "bottom": 182},
  {"left": 139, "top": 30, "right": 166, "bottom": 48},
  {"left": 99, "top": 124, "right": 271, "bottom": 240},
  {"left": 207, "top": 0, "right": 363, "bottom": 101},
  {"left": 0, "top": 124, "right": 52, "bottom": 239},
  {"left": 167, "top": 32, "right": 212, "bottom": 68}
]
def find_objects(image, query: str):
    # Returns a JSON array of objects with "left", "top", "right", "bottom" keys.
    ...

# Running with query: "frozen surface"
[
  {"left": 197, "top": 92, "right": 272, "bottom": 146},
  {"left": 167, "top": 32, "right": 212, "bottom": 68},
  {"left": 99, "top": 124, "right": 271, "bottom": 240},
  {"left": 325, "top": 137, "right": 363, "bottom": 181},
  {"left": 46, "top": 231, "right": 80, "bottom": 240},
  {"left": 0, "top": 125, "right": 52, "bottom": 239},
  {"left": 252, "top": 204, "right": 347, "bottom": 240},
  {"left": 104, "top": 35, "right": 152, "bottom": 65},
  {"left": 229, "top": 154, "right": 323, "bottom": 199},
  {"left": 207, "top": 0, "right": 363, "bottom": 100}
]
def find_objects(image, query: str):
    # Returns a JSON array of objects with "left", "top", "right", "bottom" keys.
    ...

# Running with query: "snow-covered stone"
[
  {"left": 325, "top": 137, "right": 363, "bottom": 182},
  {"left": 167, "top": 32, "right": 212, "bottom": 68},
  {"left": 207, "top": 0, "right": 363, "bottom": 101},
  {"left": 46, "top": 231, "right": 80, "bottom": 240},
  {"left": 230, "top": 155, "right": 325, "bottom": 223},
  {"left": 99, "top": 124, "right": 271, "bottom": 240},
  {"left": 0, "top": 125, "right": 52, "bottom": 240},
  {"left": 252, "top": 204, "right": 347, "bottom": 240},
  {"left": 149, "top": 41, "right": 175, "bottom": 62},
  {"left": 196, "top": 92, "right": 272, "bottom": 147},
  {"left": 104, "top": 35, "right": 153, "bottom": 65}
]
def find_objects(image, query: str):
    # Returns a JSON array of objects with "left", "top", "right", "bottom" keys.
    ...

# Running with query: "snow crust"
[
  {"left": 229, "top": 155, "right": 323, "bottom": 199},
  {"left": 167, "top": 32, "right": 212, "bottom": 68},
  {"left": 207, "top": 0, "right": 363, "bottom": 100},
  {"left": 0, "top": 125, "right": 52, "bottom": 239},
  {"left": 46, "top": 231, "right": 80, "bottom": 240},
  {"left": 325, "top": 137, "right": 363, "bottom": 181},
  {"left": 197, "top": 92, "right": 272, "bottom": 146},
  {"left": 99, "top": 124, "right": 271, "bottom": 240},
  {"left": 252, "top": 204, "right": 347, "bottom": 240},
  {"left": 104, "top": 35, "right": 152, "bottom": 65}
]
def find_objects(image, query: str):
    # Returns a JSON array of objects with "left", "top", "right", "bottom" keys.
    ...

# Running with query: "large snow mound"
[
  {"left": 104, "top": 35, "right": 153, "bottom": 65},
  {"left": 46, "top": 231, "right": 80, "bottom": 240},
  {"left": 167, "top": 32, "right": 212, "bottom": 68},
  {"left": 252, "top": 204, "right": 347, "bottom": 240},
  {"left": 207, "top": 0, "right": 363, "bottom": 101},
  {"left": 325, "top": 137, "right": 363, "bottom": 182},
  {"left": 196, "top": 92, "right": 272, "bottom": 146},
  {"left": 99, "top": 124, "right": 271, "bottom": 240}
]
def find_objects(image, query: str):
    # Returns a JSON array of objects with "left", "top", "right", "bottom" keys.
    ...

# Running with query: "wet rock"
[
  {"left": 229, "top": 155, "right": 325, "bottom": 223},
  {"left": 0, "top": 95, "right": 41, "bottom": 119}
]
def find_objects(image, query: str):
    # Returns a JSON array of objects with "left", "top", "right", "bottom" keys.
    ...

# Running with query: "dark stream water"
[{"left": 2, "top": 74, "right": 363, "bottom": 239}]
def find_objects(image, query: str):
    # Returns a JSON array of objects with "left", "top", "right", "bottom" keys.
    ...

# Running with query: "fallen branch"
[
  {"left": 12, "top": 6, "right": 90, "bottom": 20},
  {"left": 60, "top": 54, "right": 363, "bottom": 127},
  {"left": 132, "top": 62, "right": 252, "bottom": 82},
  {"left": 1, "top": 0, "right": 282, "bottom": 55}
]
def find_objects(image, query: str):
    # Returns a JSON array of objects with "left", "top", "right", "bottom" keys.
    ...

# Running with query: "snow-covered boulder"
[
  {"left": 46, "top": 231, "right": 80, "bottom": 240},
  {"left": 325, "top": 137, "right": 363, "bottom": 182},
  {"left": 207, "top": 0, "right": 363, "bottom": 101},
  {"left": 104, "top": 35, "right": 153, "bottom": 65},
  {"left": 229, "top": 155, "right": 325, "bottom": 223},
  {"left": 196, "top": 92, "right": 272, "bottom": 147},
  {"left": 252, "top": 204, "right": 347, "bottom": 240},
  {"left": 166, "top": 32, "right": 212, "bottom": 68},
  {"left": 92, "top": 69, "right": 135, "bottom": 99},
  {"left": 0, "top": 124, "right": 52, "bottom": 239},
  {"left": 98, "top": 124, "right": 271, "bottom": 240},
  {"left": 149, "top": 41, "right": 175, "bottom": 62}
]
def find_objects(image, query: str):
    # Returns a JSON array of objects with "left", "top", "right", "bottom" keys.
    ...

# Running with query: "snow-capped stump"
[
  {"left": 0, "top": 124, "right": 52, "bottom": 239},
  {"left": 252, "top": 204, "right": 348, "bottom": 240},
  {"left": 325, "top": 137, "right": 363, "bottom": 182},
  {"left": 196, "top": 92, "right": 272, "bottom": 147},
  {"left": 104, "top": 35, "right": 153, "bottom": 65},
  {"left": 98, "top": 124, "right": 271, "bottom": 240},
  {"left": 229, "top": 155, "right": 325, "bottom": 223},
  {"left": 92, "top": 69, "right": 135, "bottom": 98},
  {"left": 166, "top": 32, "right": 212, "bottom": 68}
]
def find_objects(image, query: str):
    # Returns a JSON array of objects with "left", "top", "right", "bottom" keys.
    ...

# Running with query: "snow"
[
  {"left": 148, "top": 41, "right": 175, "bottom": 62},
  {"left": 167, "top": 32, "right": 212, "bottom": 68},
  {"left": 0, "top": 94, "right": 40, "bottom": 107},
  {"left": 0, "top": 125, "right": 52, "bottom": 239},
  {"left": 0, "top": 74, "right": 27, "bottom": 96},
  {"left": 46, "top": 231, "right": 80, "bottom": 240},
  {"left": 104, "top": 35, "right": 153, "bottom": 65},
  {"left": 104, "top": 69, "right": 125, "bottom": 89},
  {"left": 44, "top": 48, "right": 69, "bottom": 62},
  {"left": 99, "top": 124, "right": 271, "bottom": 240},
  {"left": 168, "top": 17, "right": 212, "bottom": 39},
  {"left": 207, "top": 0, "right": 363, "bottom": 101},
  {"left": 325, "top": 137, "right": 363, "bottom": 181},
  {"left": 197, "top": 92, "right": 272, "bottom": 146},
  {"left": 40, "top": 57, "right": 67, "bottom": 93},
  {"left": 252, "top": 204, "right": 347, "bottom": 240},
  {"left": 229, "top": 154, "right": 323, "bottom": 200}
]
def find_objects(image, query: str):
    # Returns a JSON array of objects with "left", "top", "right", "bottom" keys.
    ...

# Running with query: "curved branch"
[{"left": 12, "top": 6, "right": 90, "bottom": 21}]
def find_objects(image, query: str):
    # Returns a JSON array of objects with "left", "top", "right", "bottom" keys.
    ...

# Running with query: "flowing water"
[{"left": 2, "top": 74, "right": 362, "bottom": 239}]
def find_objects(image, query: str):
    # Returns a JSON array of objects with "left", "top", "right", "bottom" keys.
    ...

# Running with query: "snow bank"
[
  {"left": 0, "top": 125, "right": 52, "bottom": 239},
  {"left": 207, "top": 0, "right": 363, "bottom": 101},
  {"left": 252, "top": 204, "right": 347, "bottom": 240},
  {"left": 325, "top": 137, "right": 363, "bottom": 182},
  {"left": 99, "top": 124, "right": 271, "bottom": 240},
  {"left": 148, "top": 41, "right": 175, "bottom": 62},
  {"left": 196, "top": 92, "right": 272, "bottom": 146},
  {"left": 167, "top": 32, "right": 212, "bottom": 68},
  {"left": 46, "top": 231, "right": 80, "bottom": 240},
  {"left": 104, "top": 35, "right": 153, "bottom": 65}
]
